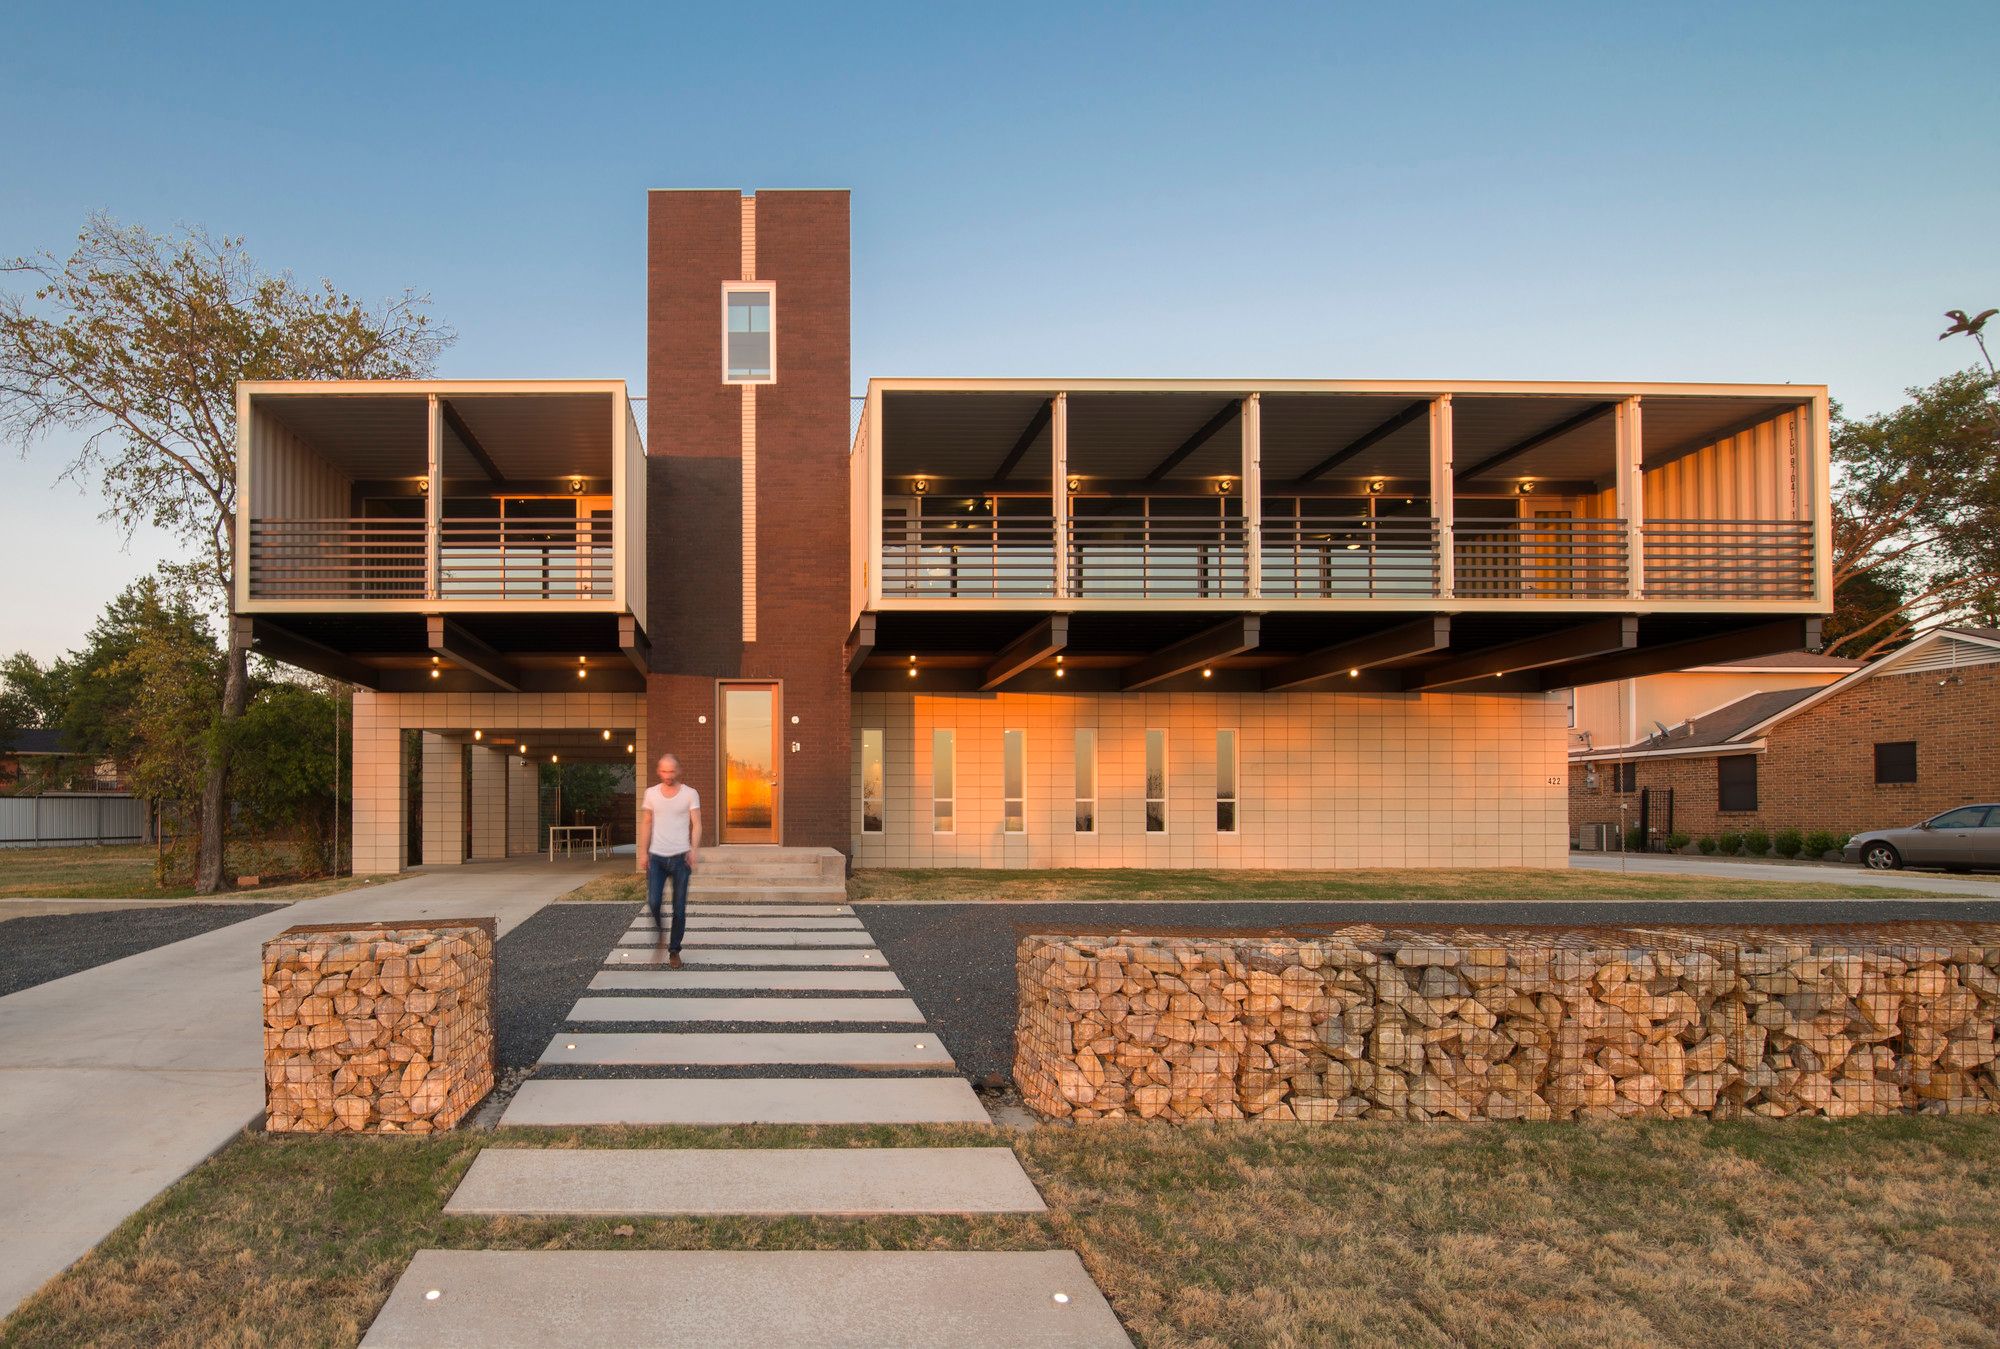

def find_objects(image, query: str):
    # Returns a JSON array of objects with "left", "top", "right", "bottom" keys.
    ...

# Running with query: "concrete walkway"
[
  {"left": 1568, "top": 852, "right": 2000, "bottom": 898},
  {"left": 0, "top": 858, "right": 609, "bottom": 1320}
]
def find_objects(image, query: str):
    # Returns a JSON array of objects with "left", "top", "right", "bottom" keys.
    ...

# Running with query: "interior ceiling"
[
  {"left": 261, "top": 391, "right": 615, "bottom": 481},
  {"left": 879, "top": 389, "right": 1809, "bottom": 489}
]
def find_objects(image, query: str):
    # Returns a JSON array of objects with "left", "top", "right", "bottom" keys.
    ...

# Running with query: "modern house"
[
  {"left": 1570, "top": 625, "right": 2000, "bottom": 843},
  {"left": 232, "top": 189, "right": 1834, "bottom": 873}
]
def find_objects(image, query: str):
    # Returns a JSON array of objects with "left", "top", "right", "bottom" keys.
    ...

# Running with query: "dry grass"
[
  {"left": 8, "top": 1117, "right": 1999, "bottom": 1347},
  {"left": 559, "top": 868, "right": 648, "bottom": 903},
  {"left": 848, "top": 866, "right": 1945, "bottom": 904},
  {"left": 0, "top": 843, "right": 368, "bottom": 902}
]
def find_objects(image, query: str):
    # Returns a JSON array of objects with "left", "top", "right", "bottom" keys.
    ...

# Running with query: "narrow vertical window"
[
  {"left": 1216, "top": 729, "right": 1238, "bottom": 833},
  {"left": 860, "top": 728, "right": 884, "bottom": 833},
  {"left": 1073, "top": 728, "right": 1097, "bottom": 833},
  {"left": 723, "top": 284, "right": 774, "bottom": 383},
  {"left": 1002, "top": 730, "right": 1026, "bottom": 834},
  {"left": 931, "top": 729, "right": 955, "bottom": 833},
  {"left": 1145, "top": 729, "right": 1168, "bottom": 833}
]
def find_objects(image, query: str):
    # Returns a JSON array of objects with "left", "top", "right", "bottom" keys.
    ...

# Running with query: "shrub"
[
  {"left": 1804, "top": 830, "right": 1841, "bottom": 860},
  {"left": 1668, "top": 831, "right": 1691, "bottom": 851},
  {"left": 1773, "top": 828, "right": 1803, "bottom": 858},
  {"left": 1697, "top": 835, "right": 1718, "bottom": 855},
  {"left": 1717, "top": 831, "right": 1743, "bottom": 855},
  {"left": 1624, "top": 825, "right": 1647, "bottom": 852},
  {"left": 1743, "top": 828, "right": 1771, "bottom": 856}
]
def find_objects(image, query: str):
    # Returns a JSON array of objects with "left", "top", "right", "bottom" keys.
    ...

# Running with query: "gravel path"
[
  {"left": 493, "top": 902, "right": 643, "bottom": 1069},
  {"left": 0, "top": 903, "right": 285, "bottom": 999},
  {"left": 858, "top": 897, "right": 2000, "bottom": 1085}
]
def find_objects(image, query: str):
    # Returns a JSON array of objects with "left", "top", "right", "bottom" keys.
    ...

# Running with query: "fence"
[{"left": 0, "top": 794, "right": 152, "bottom": 848}]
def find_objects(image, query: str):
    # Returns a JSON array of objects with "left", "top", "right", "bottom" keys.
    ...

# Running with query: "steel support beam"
[
  {"left": 1121, "top": 617, "right": 1260, "bottom": 691},
  {"left": 992, "top": 400, "right": 1053, "bottom": 481},
  {"left": 1537, "top": 617, "right": 1822, "bottom": 691},
  {"left": 427, "top": 616, "right": 523, "bottom": 692},
  {"left": 619, "top": 615, "right": 652, "bottom": 677},
  {"left": 1143, "top": 402, "right": 1239, "bottom": 483},
  {"left": 845, "top": 613, "right": 876, "bottom": 677},
  {"left": 236, "top": 617, "right": 381, "bottom": 689},
  {"left": 1263, "top": 617, "right": 1452, "bottom": 691},
  {"left": 982, "top": 615, "right": 1069, "bottom": 690},
  {"left": 440, "top": 399, "right": 506, "bottom": 484},
  {"left": 1404, "top": 616, "right": 1638, "bottom": 691},
  {"left": 1293, "top": 401, "right": 1428, "bottom": 484},
  {"left": 1454, "top": 402, "right": 1617, "bottom": 482}
]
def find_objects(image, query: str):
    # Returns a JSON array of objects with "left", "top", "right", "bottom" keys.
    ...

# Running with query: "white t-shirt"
[{"left": 643, "top": 783, "right": 700, "bottom": 856}]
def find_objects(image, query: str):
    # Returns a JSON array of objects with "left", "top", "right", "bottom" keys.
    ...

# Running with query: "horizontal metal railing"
[
  {"left": 247, "top": 517, "right": 614, "bottom": 601},
  {"left": 1068, "top": 509, "right": 1248, "bottom": 598},
  {"left": 1260, "top": 513, "right": 1441, "bottom": 598},
  {"left": 1454, "top": 517, "right": 1630, "bottom": 599},
  {"left": 879, "top": 516, "right": 1058, "bottom": 597},
  {"left": 1643, "top": 519, "right": 1814, "bottom": 600},
  {"left": 247, "top": 518, "right": 427, "bottom": 598}
]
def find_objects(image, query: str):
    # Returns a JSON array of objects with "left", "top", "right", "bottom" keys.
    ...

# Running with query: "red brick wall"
[
  {"left": 642, "top": 190, "right": 852, "bottom": 856},
  {"left": 1570, "top": 661, "right": 2000, "bottom": 841}
]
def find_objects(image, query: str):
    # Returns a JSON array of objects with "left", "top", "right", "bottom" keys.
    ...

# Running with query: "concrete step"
[
  {"left": 540, "top": 1031, "right": 953, "bottom": 1069},
  {"left": 616, "top": 929, "right": 874, "bottom": 948},
  {"left": 590, "top": 970, "right": 905, "bottom": 993},
  {"left": 362, "top": 1249, "right": 1129, "bottom": 1347},
  {"left": 568, "top": 996, "right": 925, "bottom": 1024},
  {"left": 606, "top": 948, "right": 888, "bottom": 968},
  {"left": 629, "top": 915, "right": 864, "bottom": 930},
  {"left": 675, "top": 903, "right": 852, "bottom": 917},
  {"left": 689, "top": 886, "right": 850, "bottom": 902},
  {"left": 499, "top": 1076, "right": 990, "bottom": 1126},
  {"left": 444, "top": 1147, "right": 1047, "bottom": 1216}
]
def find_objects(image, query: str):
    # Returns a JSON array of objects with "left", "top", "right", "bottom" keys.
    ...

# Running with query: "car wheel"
[{"left": 1861, "top": 842, "right": 1901, "bottom": 871}]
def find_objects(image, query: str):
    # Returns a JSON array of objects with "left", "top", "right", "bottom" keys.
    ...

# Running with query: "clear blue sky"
[{"left": 3, "top": 1, "right": 1995, "bottom": 659}]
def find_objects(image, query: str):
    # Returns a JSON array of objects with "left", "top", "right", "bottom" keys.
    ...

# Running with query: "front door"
[{"left": 719, "top": 682, "right": 780, "bottom": 843}]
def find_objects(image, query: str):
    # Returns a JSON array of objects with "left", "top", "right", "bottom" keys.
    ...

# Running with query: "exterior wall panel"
[{"left": 852, "top": 690, "right": 1569, "bottom": 869}]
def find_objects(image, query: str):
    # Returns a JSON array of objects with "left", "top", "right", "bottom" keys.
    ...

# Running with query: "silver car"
[{"left": 1844, "top": 804, "right": 2000, "bottom": 871}]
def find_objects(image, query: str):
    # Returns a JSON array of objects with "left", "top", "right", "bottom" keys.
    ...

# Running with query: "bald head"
[{"left": 656, "top": 753, "right": 680, "bottom": 786}]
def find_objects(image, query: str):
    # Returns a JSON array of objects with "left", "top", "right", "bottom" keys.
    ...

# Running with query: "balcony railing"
[
  {"left": 1643, "top": 519, "right": 1813, "bottom": 600},
  {"left": 1454, "top": 517, "right": 1630, "bottom": 600},
  {"left": 1261, "top": 511, "right": 1440, "bottom": 599},
  {"left": 247, "top": 517, "right": 614, "bottom": 602},
  {"left": 871, "top": 502, "right": 1816, "bottom": 605}
]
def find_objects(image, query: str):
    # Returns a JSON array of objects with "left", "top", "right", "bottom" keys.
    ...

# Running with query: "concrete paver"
[
  {"left": 615, "top": 929, "right": 875, "bottom": 947},
  {"left": 445, "top": 1146, "right": 1047, "bottom": 1216},
  {"left": 500, "top": 1077, "right": 989, "bottom": 1125},
  {"left": 363, "top": 1249, "right": 1130, "bottom": 1347},
  {"left": 568, "top": 995, "right": 925, "bottom": 1023},
  {"left": 0, "top": 859, "right": 605, "bottom": 1320},
  {"left": 678, "top": 903, "right": 853, "bottom": 917},
  {"left": 607, "top": 947, "right": 887, "bottom": 966},
  {"left": 633, "top": 915, "right": 864, "bottom": 930},
  {"left": 540, "top": 1031, "right": 954, "bottom": 1069},
  {"left": 590, "top": 969, "right": 905, "bottom": 992}
]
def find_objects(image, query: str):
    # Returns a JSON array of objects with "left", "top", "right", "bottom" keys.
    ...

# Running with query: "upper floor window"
[{"left": 724, "top": 284, "right": 774, "bottom": 383}]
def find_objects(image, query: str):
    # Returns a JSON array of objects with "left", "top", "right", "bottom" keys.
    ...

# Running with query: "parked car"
[{"left": 1844, "top": 805, "right": 2000, "bottom": 871}]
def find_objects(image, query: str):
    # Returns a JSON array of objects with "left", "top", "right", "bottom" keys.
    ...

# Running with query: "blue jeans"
[{"left": 645, "top": 851, "right": 691, "bottom": 953}]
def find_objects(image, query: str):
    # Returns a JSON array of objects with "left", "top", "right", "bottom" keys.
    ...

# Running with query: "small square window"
[
  {"left": 1874, "top": 740, "right": 1917, "bottom": 785},
  {"left": 723, "top": 285, "right": 774, "bottom": 383},
  {"left": 1717, "top": 755, "right": 1758, "bottom": 813},
  {"left": 1613, "top": 762, "right": 1637, "bottom": 793}
]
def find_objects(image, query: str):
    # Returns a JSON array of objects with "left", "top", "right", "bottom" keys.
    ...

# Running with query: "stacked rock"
[
  {"left": 1015, "top": 927, "right": 2000, "bottom": 1123},
  {"left": 262, "top": 920, "right": 495, "bottom": 1133}
]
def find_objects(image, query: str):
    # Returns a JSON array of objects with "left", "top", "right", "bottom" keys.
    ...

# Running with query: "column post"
[
  {"left": 425, "top": 394, "right": 443, "bottom": 601},
  {"left": 1429, "top": 395, "right": 1454, "bottom": 599},
  {"left": 1615, "top": 396, "right": 1645, "bottom": 600},
  {"left": 1242, "top": 392, "right": 1262, "bottom": 599},
  {"left": 1050, "top": 392, "right": 1070, "bottom": 599}
]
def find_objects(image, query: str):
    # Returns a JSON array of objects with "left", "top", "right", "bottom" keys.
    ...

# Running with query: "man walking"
[{"left": 640, "top": 753, "right": 701, "bottom": 969}]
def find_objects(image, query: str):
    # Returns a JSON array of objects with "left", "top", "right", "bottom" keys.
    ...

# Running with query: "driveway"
[
  {"left": 1568, "top": 852, "right": 2000, "bottom": 899},
  {"left": 0, "top": 859, "right": 610, "bottom": 1321}
]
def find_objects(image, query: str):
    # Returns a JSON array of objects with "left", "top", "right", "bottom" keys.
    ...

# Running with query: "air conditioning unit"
[{"left": 1575, "top": 823, "right": 1622, "bottom": 852}]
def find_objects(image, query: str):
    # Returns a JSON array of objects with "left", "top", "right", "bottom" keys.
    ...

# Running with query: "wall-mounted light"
[
  {"left": 626, "top": 743, "right": 634, "bottom": 753},
  {"left": 551, "top": 753, "right": 559, "bottom": 763},
  {"left": 601, "top": 729, "right": 611, "bottom": 740},
  {"left": 1516, "top": 480, "right": 1536, "bottom": 494},
  {"left": 911, "top": 477, "right": 929, "bottom": 495},
  {"left": 417, "top": 478, "right": 430, "bottom": 494},
  {"left": 1066, "top": 477, "right": 1080, "bottom": 493},
  {"left": 1348, "top": 668, "right": 1359, "bottom": 678},
  {"left": 1201, "top": 667, "right": 1213, "bottom": 679},
  {"left": 430, "top": 668, "right": 441, "bottom": 680},
  {"left": 568, "top": 477, "right": 584, "bottom": 495},
  {"left": 472, "top": 729, "right": 482, "bottom": 741},
  {"left": 1217, "top": 478, "right": 1235, "bottom": 494},
  {"left": 790, "top": 714, "right": 800, "bottom": 725},
  {"left": 1367, "top": 480, "right": 1386, "bottom": 494}
]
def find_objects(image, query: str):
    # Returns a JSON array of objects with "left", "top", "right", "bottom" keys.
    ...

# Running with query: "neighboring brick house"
[{"left": 1570, "top": 626, "right": 2000, "bottom": 844}]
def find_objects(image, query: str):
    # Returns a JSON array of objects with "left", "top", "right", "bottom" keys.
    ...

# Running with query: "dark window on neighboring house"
[
  {"left": 1874, "top": 740, "right": 1917, "bottom": 785},
  {"left": 1718, "top": 755, "right": 1758, "bottom": 812},
  {"left": 1613, "top": 762, "right": 1637, "bottom": 793}
]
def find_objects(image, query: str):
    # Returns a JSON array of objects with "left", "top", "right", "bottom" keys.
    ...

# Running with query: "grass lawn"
[
  {"left": 6, "top": 1116, "right": 1998, "bottom": 1347},
  {"left": 0, "top": 843, "right": 371, "bottom": 902}
]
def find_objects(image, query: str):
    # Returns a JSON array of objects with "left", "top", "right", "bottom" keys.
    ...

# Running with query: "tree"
[
  {"left": 1, "top": 215, "right": 451, "bottom": 890},
  {"left": 1825, "top": 367, "right": 2000, "bottom": 658},
  {"left": 228, "top": 678, "right": 347, "bottom": 876}
]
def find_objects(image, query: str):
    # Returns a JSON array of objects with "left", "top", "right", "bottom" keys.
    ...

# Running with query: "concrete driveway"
[
  {"left": 0, "top": 859, "right": 610, "bottom": 1321},
  {"left": 1569, "top": 852, "right": 2000, "bottom": 899}
]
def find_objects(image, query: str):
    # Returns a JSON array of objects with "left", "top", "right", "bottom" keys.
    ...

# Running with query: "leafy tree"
[
  {"left": 1826, "top": 368, "right": 2000, "bottom": 658},
  {"left": 119, "top": 596, "right": 225, "bottom": 884},
  {"left": 1, "top": 215, "right": 451, "bottom": 891},
  {"left": 228, "top": 678, "right": 347, "bottom": 875},
  {"left": 543, "top": 762, "right": 623, "bottom": 824}
]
